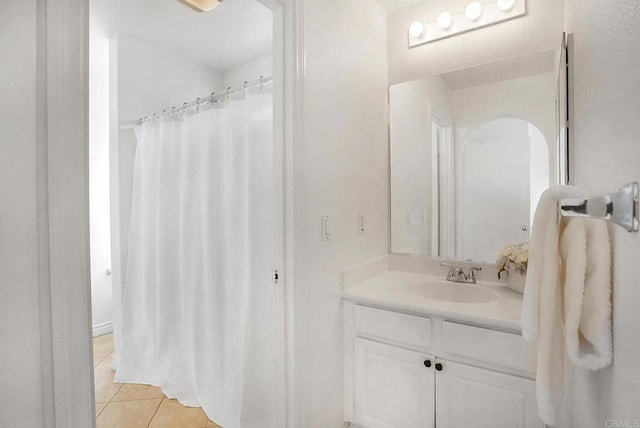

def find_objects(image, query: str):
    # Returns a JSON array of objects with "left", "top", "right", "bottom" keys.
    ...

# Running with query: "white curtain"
[{"left": 116, "top": 89, "right": 279, "bottom": 428}]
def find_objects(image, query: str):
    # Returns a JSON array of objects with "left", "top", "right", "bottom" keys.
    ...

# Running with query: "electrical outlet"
[{"left": 358, "top": 213, "right": 365, "bottom": 234}]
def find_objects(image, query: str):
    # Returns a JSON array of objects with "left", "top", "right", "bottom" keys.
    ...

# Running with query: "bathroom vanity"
[
  {"left": 342, "top": 256, "right": 544, "bottom": 428},
  {"left": 349, "top": 40, "right": 572, "bottom": 428}
]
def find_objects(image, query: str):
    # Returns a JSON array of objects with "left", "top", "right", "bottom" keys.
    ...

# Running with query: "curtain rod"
[{"left": 134, "top": 75, "right": 273, "bottom": 125}]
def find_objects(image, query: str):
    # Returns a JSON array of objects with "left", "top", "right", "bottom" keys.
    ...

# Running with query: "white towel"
[
  {"left": 523, "top": 186, "right": 613, "bottom": 426},
  {"left": 522, "top": 186, "right": 580, "bottom": 426},
  {"left": 561, "top": 218, "right": 612, "bottom": 370}
]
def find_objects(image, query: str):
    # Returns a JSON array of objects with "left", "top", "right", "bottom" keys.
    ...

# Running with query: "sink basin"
[{"left": 406, "top": 281, "right": 498, "bottom": 303}]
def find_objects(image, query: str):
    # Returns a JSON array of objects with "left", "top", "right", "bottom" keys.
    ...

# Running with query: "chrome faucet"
[{"left": 440, "top": 263, "right": 482, "bottom": 284}]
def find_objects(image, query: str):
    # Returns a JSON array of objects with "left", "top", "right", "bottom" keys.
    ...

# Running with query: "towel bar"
[{"left": 559, "top": 182, "right": 639, "bottom": 232}]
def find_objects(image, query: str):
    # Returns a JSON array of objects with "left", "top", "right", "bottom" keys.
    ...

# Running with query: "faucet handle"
[
  {"left": 440, "top": 262, "right": 455, "bottom": 278},
  {"left": 467, "top": 267, "right": 482, "bottom": 282}
]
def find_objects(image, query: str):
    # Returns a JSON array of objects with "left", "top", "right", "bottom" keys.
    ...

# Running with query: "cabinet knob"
[
  {"left": 423, "top": 360, "right": 431, "bottom": 368},
  {"left": 435, "top": 363, "right": 443, "bottom": 371}
]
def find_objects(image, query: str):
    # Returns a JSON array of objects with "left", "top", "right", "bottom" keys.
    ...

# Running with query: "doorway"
[
  {"left": 88, "top": 0, "right": 286, "bottom": 426},
  {"left": 460, "top": 118, "right": 549, "bottom": 262}
]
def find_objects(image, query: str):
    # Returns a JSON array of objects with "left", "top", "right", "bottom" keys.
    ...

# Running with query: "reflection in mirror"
[
  {"left": 390, "top": 48, "right": 567, "bottom": 262},
  {"left": 461, "top": 118, "right": 548, "bottom": 262}
]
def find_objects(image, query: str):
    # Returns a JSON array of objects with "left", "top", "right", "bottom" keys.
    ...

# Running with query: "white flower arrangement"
[{"left": 496, "top": 242, "right": 529, "bottom": 279}]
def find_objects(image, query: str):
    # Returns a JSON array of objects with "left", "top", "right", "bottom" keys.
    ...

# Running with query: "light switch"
[
  {"left": 358, "top": 213, "right": 366, "bottom": 235},
  {"left": 321, "top": 214, "right": 330, "bottom": 241},
  {"left": 406, "top": 209, "right": 412, "bottom": 227}
]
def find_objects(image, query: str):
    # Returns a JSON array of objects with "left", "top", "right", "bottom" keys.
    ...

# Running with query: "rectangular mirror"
[{"left": 390, "top": 41, "right": 568, "bottom": 263}]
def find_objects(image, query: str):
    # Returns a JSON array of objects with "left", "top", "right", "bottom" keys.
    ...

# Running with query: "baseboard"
[{"left": 93, "top": 321, "right": 113, "bottom": 337}]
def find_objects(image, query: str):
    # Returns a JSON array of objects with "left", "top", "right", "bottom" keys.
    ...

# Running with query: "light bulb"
[
  {"left": 436, "top": 12, "right": 453, "bottom": 30},
  {"left": 409, "top": 21, "right": 425, "bottom": 38},
  {"left": 465, "top": 2, "right": 483, "bottom": 21},
  {"left": 496, "top": 0, "right": 516, "bottom": 11}
]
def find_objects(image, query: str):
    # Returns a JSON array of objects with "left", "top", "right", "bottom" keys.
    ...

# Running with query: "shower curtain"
[{"left": 116, "top": 89, "right": 279, "bottom": 428}]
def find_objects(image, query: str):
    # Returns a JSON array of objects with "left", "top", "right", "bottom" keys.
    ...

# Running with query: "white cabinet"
[
  {"left": 354, "top": 338, "right": 435, "bottom": 428},
  {"left": 435, "top": 360, "right": 542, "bottom": 428},
  {"left": 345, "top": 303, "right": 544, "bottom": 428}
]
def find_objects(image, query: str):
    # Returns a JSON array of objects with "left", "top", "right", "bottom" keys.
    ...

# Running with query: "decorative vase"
[{"left": 506, "top": 270, "right": 526, "bottom": 294}]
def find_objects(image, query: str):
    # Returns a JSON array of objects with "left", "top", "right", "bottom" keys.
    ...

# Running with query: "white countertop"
[{"left": 343, "top": 270, "right": 525, "bottom": 333}]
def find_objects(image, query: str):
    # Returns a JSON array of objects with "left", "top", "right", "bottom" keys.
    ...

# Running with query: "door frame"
[
  {"left": 429, "top": 114, "right": 453, "bottom": 258},
  {"left": 39, "top": 0, "right": 303, "bottom": 426}
]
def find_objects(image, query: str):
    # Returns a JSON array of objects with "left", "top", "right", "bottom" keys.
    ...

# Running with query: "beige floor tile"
[
  {"left": 113, "top": 383, "right": 165, "bottom": 402},
  {"left": 95, "top": 374, "right": 123, "bottom": 403},
  {"left": 95, "top": 402, "right": 108, "bottom": 418},
  {"left": 207, "top": 420, "right": 223, "bottom": 427},
  {"left": 94, "top": 354, "right": 116, "bottom": 380},
  {"left": 148, "top": 398, "right": 209, "bottom": 428},
  {"left": 94, "top": 357, "right": 105, "bottom": 368},
  {"left": 96, "top": 399, "right": 162, "bottom": 428},
  {"left": 93, "top": 332, "right": 113, "bottom": 345},
  {"left": 93, "top": 334, "right": 115, "bottom": 358}
]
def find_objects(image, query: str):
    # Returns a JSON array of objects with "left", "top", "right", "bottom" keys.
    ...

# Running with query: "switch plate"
[
  {"left": 406, "top": 209, "right": 412, "bottom": 226},
  {"left": 358, "top": 213, "right": 365, "bottom": 235},
  {"left": 321, "top": 214, "right": 330, "bottom": 241}
]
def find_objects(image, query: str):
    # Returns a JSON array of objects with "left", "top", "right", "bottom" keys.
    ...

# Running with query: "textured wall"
[
  {"left": 0, "top": 0, "right": 45, "bottom": 426},
  {"left": 299, "top": 0, "right": 389, "bottom": 425},
  {"left": 387, "top": 0, "right": 564, "bottom": 85},
  {"left": 564, "top": 1, "right": 640, "bottom": 426}
]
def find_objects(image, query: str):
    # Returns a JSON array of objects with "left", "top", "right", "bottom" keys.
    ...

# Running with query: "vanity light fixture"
[
  {"left": 465, "top": 2, "right": 483, "bottom": 21},
  {"left": 436, "top": 12, "right": 453, "bottom": 30},
  {"left": 179, "top": 0, "right": 222, "bottom": 12},
  {"left": 408, "top": 0, "right": 526, "bottom": 48},
  {"left": 496, "top": 0, "right": 517, "bottom": 11},
  {"left": 409, "top": 21, "right": 426, "bottom": 38}
]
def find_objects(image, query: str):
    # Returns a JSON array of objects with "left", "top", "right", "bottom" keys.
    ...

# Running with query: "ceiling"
[
  {"left": 91, "top": 0, "right": 273, "bottom": 71},
  {"left": 375, "top": 0, "right": 421, "bottom": 12}
]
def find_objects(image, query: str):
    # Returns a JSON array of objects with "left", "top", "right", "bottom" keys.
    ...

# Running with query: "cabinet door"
[
  {"left": 354, "top": 338, "right": 435, "bottom": 428},
  {"left": 435, "top": 360, "right": 544, "bottom": 428}
]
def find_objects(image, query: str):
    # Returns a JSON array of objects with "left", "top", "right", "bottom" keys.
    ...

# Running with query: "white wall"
[
  {"left": 564, "top": 1, "right": 640, "bottom": 427},
  {"left": 90, "top": 25, "right": 113, "bottom": 334},
  {"left": 299, "top": 0, "right": 389, "bottom": 425},
  {"left": 0, "top": 1, "right": 45, "bottom": 426},
  {"left": 389, "top": 76, "right": 452, "bottom": 254},
  {"left": 223, "top": 55, "right": 273, "bottom": 89},
  {"left": 110, "top": 34, "right": 223, "bottom": 359},
  {"left": 387, "top": 0, "right": 564, "bottom": 85}
]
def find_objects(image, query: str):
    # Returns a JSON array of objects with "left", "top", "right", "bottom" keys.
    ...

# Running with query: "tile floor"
[{"left": 93, "top": 333, "right": 222, "bottom": 427}]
